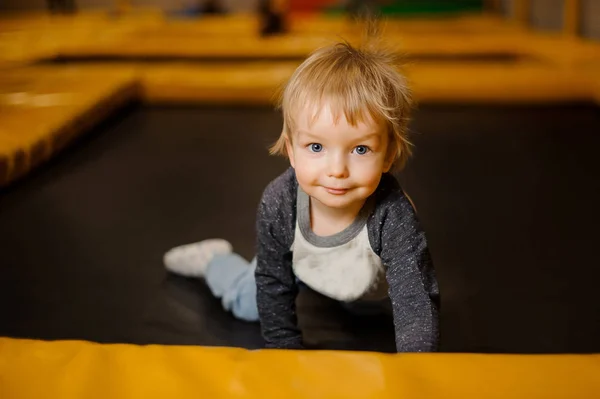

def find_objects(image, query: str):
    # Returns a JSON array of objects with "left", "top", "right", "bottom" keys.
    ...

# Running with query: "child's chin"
[{"left": 314, "top": 194, "right": 356, "bottom": 209}]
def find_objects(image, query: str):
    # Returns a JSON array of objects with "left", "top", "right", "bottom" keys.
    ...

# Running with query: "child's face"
[{"left": 286, "top": 102, "right": 393, "bottom": 213}]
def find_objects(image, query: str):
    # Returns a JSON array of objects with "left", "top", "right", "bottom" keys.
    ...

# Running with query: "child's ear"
[{"left": 285, "top": 137, "right": 295, "bottom": 168}]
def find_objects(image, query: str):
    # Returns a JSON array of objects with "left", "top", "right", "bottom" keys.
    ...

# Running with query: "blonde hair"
[{"left": 270, "top": 40, "right": 414, "bottom": 170}]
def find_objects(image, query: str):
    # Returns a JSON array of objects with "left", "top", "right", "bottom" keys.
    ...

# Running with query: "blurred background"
[
  {"left": 0, "top": 0, "right": 599, "bottom": 37},
  {"left": 1, "top": 0, "right": 599, "bottom": 38},
  {"left": 0, "top": 0, "right": 599, "bottom": 354}
]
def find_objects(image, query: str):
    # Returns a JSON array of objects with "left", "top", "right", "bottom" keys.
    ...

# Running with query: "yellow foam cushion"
[
  {"left": 1, "top": 337, "right": 599, "bottom": 398},
  {"left": 0, "top": 68, "right": 137, "bottom": 187}
]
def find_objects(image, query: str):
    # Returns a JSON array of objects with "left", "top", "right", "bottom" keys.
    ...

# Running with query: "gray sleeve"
[
  {"left": 255, "top": 168, "right": 303, "bottom": 349},
  {"left": 368, "top": 174, "right": 440, "bottom": 352}
]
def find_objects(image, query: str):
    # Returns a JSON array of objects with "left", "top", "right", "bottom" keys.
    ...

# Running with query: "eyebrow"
[
  {"left": 353, "top": 132, "right": 382, "bottom": 142},
  {"left": 296, "top": 130, "right": 382, "bottom": 142}
]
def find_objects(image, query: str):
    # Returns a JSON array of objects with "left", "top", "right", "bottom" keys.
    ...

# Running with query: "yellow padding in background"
[{"left": 1, "top": 337, "right": 599, "bottom": 398}]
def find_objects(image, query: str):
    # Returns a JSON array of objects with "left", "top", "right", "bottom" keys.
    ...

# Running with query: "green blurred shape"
[{"left": 324, "top": 0, "right": 484, "bottom": 16}]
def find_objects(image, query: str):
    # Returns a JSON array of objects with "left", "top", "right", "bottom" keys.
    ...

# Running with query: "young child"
[{"left": 164, "top": 40, "right": 440, "bottom": 352}]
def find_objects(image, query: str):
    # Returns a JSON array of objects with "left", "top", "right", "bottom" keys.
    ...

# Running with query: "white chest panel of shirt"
[{"left": 291, "top": 222, "right": 387, "bottom": 302}]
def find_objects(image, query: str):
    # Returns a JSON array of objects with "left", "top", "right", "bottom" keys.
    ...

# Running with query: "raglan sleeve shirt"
[
  {"left": 368, "top": 174, "right": 440, "bottom": 352},
  {"left": 255, "top": 168, "right": 303, "bottom": 349},
  {"left": 255, "top": 169, "right": 440, "bottom": 351}
]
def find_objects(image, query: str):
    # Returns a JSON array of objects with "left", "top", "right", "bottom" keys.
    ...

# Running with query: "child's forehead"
[{"left": 292, "top": 100, "right": 379, "bottom": 129}]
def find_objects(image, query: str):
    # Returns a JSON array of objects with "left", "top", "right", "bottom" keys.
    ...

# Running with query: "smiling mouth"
[{"left": 324, "top": 187, "right": 349, "bottom": 195}]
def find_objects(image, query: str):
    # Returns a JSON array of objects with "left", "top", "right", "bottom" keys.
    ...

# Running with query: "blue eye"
[
  {"left": 309, "top": 143, "right": 323, "bottom": 153},
  {"left": 354, "top": 145, "right": 370, "bottom": 155}
]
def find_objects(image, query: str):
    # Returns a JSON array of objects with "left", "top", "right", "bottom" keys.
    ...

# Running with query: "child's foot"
[{"left": 164, "top": 239, "right": 232, "bottom": 278}]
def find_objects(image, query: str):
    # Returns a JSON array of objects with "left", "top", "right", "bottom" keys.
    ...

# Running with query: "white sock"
[{"left": 163, "top": 238, "right": 232, "bottom": 278}]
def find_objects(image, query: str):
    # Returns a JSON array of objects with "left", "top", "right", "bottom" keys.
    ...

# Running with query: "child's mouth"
[{"left": 324, "top": 187, "right": 349, "bottom": 195}]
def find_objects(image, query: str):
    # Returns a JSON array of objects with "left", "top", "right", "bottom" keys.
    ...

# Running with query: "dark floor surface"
[{"left": 1, "top": 102, "right": 599, "bottom": 353}]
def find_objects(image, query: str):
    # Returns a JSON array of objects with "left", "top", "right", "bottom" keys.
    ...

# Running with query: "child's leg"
[
  {"left": 164, "top": 239, "right": 232, "bottom": 278},
  {"left": 163, "top": 239, "right": 258, "bottom": 322},
  {"left": 205, "top": 255, "right": 258, "bottom": 322}
]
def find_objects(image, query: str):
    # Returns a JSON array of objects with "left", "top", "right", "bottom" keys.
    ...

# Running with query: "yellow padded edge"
[
  {"left": 0, "top": 68, "right": 138, "bottom": 187},
  {"left": 1, "top": 13, "right": 599, "bottom": 105},
  {"left": 137, "top": 61, "right": 594, "bottom": 104},
  {"left": 1, "top": 337, "right": 599, "bottom": 399}
]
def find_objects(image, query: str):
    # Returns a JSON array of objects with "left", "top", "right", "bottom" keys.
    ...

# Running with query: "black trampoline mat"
[{"left": 1, "top": 103, "right": 599, "bottom": 353}]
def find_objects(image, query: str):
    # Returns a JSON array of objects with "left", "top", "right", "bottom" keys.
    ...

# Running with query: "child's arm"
[
  {"left": 377, "top": 185, "right": 440, "bottom": 352},
  {"left": 255, "top": 170, "right": 303, "bottom": 349}
]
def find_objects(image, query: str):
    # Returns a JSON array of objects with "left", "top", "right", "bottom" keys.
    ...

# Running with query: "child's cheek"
[
  {"left": 294, "top": 155, "right": 319, "bottom": 184},
  {"left": 352, "top": 157, "right": 386, "bottom": 186}
]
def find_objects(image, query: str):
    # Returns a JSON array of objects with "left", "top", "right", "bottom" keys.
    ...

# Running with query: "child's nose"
[{"left": 327, "top": 154, "right": 349, "bottom": 179}]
